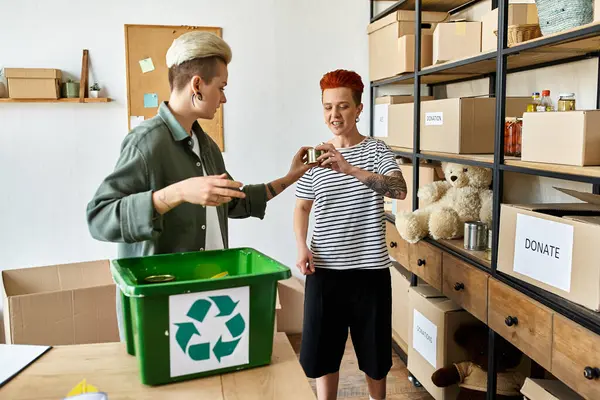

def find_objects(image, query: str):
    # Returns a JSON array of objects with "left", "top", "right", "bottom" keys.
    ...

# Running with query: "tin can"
[
  {"left": 307, "top": 148, "right": 325, "bottom": 164},
  {"left": 486, "top": 228, "right": 492, "bottom": 260},
  {"left": 464, "top": 221, "right": 488, "bottom": 251},
  {"left": 143, "top": 274, "right": 175, "bottom": 284}
]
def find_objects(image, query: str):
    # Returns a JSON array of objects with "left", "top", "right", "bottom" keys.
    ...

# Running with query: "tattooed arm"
[{"left": 351, "top": 169, "right": 407, "bottom": 200}]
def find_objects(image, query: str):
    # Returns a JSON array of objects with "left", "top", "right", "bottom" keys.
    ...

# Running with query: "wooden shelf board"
[
  {"left": 504, "top": 159, "right": 600, "bottom": 179},
  {"left": 420, "top": 151, "right": 496, "bottom": 164},
  {"left": 438, "top": 238, "right": 491, "bottom": 268},
  {"left": 373, "top": 0, "right": 482, "bottom": 13},
  {"left": 0, "top": 98, "right": 111, "bottom": 103}
]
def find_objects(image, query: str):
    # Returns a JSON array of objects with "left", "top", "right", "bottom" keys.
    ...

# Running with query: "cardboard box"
[
  {"left": 498, "top": 188, "right": 600, "bottom": 312},
  {"left": 2, "top": 260, "right": 120, "bottom": 345},
  {"left": 368, "top": 11, "right": 448, "bottom": 81},
  {"left": 522, "top": 110, "right": 600, "bottom": 167},
  {"left": 276, "top": 277, "right": 305, "bottom": 334},
  {"left": 373, "top": 96, "right": 435, "bottom": 148},
  {"left": 385, "top": 163, "right": 444, "bottom": 214},
  {"left": 4, "top": 68, "right": 61, "bottom": 99},
  {"left": 521, "top": 378, "right": 584, "bottom": 400},
  {"left": 481, "top": 5, "right": 539, "bottom": 52},
  {"left": 420, "top": 97, "right": 531, "bottom": 154},
  {"left": 391, "top": 264, "right": 411, "bottom": 347},
  {"left": 433, "top": 21, "right": 482, "bottom": 65},
  {"left": 408, "top": 286, "right": 478, "bottom": 400}
]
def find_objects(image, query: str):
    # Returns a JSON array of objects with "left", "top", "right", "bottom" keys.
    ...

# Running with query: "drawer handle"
[
  {"left": 417, "top": 259, "right": 426, "bottom": 266},
  {"left": 505, "top": 316, "right": 519, "bottom": 327},
  {"left": 390, "top": 241, "right": 398, "bottom": 248},
  {"left": 584, "top": 367, "right": 600, "bottom": 380},
  {"left": 454, "top": 282, "right": 465, "bottom": 291}
]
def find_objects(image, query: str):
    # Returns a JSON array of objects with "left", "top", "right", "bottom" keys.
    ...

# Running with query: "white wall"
[{"left": 0, "top": 0, "right": 371, "bottom": 321}]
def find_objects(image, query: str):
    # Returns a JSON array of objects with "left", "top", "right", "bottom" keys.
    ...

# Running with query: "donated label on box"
[
  {"left": 413, "top": 310, "right": 437, "bottom": 368},
  {"left": 373, "top": 104, "right": 389, "bottom": 137},
  {"left": 425, "top": 112, "right": 443, "bottom": 126},
  {"left": 513, "top": 213, "right": 574, "bottom": 292}
]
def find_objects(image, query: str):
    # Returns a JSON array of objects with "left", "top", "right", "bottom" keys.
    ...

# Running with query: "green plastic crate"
[{"left": 110, "top": 247, "right": 291, "bottom": 386}]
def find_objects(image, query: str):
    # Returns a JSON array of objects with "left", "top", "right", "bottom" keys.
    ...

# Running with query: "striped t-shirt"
[{"left": 295, "top": 137, "right": 402, "bottom": 270}]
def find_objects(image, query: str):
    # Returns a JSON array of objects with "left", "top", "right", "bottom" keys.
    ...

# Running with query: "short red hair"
[{"left": 320, "top": 69, "right": 364, "bottom": 105}]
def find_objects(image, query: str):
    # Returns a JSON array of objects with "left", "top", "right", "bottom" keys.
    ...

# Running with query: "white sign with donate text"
[
  {"left": 373, "top": 104, "right": 389, "bottom": 138},
  {"left": 425, "top": 112, "right": 444, "bottom": 126},
  {"left": 513, "top": 213, "right": 574, "bottom": 292},
  {"left": 412, "top": 310, "right": 437, "bottom": 368}
]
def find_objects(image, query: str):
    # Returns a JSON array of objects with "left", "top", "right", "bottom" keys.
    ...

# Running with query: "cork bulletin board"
[{"left": 124, "top": 24, "right": 225, "bottom": 151}]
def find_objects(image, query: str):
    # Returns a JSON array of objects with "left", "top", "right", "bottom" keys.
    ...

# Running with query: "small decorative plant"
[{"left": 90, "top": 82, "right": 101, "bottom": 98}]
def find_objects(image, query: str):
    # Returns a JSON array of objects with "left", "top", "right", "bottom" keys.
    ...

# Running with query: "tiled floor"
[{"left": 287, "top": 334, "right": 434, "bottom": 400}]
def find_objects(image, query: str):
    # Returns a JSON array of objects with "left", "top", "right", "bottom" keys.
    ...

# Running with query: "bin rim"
[{"left": 110, "top": 247, "right": 291, "bottom": 298}]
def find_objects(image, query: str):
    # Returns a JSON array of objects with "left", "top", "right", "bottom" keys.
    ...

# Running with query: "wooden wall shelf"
[{"left": 0, "top": 98, "right": 111, "bottom": 103}]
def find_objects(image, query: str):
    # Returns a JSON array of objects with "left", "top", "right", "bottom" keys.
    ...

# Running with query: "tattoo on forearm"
[
  {"left": 280, "top": 183, "right": 287, "bottom": 191},
  {"left": 159, "top": 191, "right": 173, "bottom": 210},
  {"left": 363, "top": 171, "right": 407, "bottom": 199},
  {"left": 267, "top": 183, "right": 277, "bottom": 197}
]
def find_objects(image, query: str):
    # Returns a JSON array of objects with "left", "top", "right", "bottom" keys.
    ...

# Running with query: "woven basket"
[
  {"left": 534, "top": 0, "right": 593, "bottom": 35},
  {"left": 494, "top": 24, "right": 543, "bottom": 46}
]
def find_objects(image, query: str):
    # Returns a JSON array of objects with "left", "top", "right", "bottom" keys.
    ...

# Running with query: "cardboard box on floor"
[
  {"left": 385, "top": 163, "right": 444, "bottom": 215},
  {"left": 373, "top": 96, "right": 435, "bottom": 148},
  {"left": 481, "top": 4, "right": 539, "bottom": 52},
  {"left": 433, "top": 21, "right": 482, "bottom": 65},
  {"left": 391, "top": 263, "right": 411, "bottom": 348},
  {"left": 4, "top": 68, "right": 61, "bottom": 99},
  {"left": 368, "top": 10, "right": 448, "bottom": 81},
  {"left": 420, "top": 96, "right": 531, "bottom": 154},
  {"left": 521, "top": 378, "right": 584, "bottom": 400},
  {"left": 2, "top": 260, "right": 119, "bottom": 345},
  {"left": 522, "top": 110, "right": 600, "bottom": 167},
  {"left": 408, "top": 286, "right": 479, "bottom": 400},
  {"left": 276, "top": 276, "right": 304, "bottom": 334},
  {"left": 498, "top": 187, "right": 600, "bottom": 312}
]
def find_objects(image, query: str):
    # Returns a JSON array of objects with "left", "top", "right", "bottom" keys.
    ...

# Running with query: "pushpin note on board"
[
  {"left": 139, "top": 57, "right": 155, "bottom": 73},
  {"left": 67, "top": 379, "right": 99, "bottom": 396}
]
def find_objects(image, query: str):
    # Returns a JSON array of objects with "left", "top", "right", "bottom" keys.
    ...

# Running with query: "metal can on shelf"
[
  {"left": 557, "top": 93, "right": 576, "bottom": 111},
  {"left": 464, "top": 221, "right": 488, "bottom": 251}
]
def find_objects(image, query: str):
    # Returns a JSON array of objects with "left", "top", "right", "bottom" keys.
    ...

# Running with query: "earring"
[
  {"left": 191, "top": 92, "right": 202, "bottom": 106},
  {"left": 356, "top": 117, "right": 360, "bottom": 123}
]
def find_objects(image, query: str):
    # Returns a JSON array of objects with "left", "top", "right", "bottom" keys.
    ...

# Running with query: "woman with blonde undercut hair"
[{"left": 87, "top": 31, "right": 311, "bottom": 339}]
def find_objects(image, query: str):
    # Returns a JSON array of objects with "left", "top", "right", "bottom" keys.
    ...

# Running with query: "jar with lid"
[
  {"left": 537, "top": 90, "right": 554, "bottom": 112},
  {"left": 558, "top": 93, "right": 576, "bottom": 111},
  {"left": 504, "top": 117, "right": 522, "bottom": 157}
]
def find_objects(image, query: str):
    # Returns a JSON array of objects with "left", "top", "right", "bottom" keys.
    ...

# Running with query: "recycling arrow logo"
[
  {"left": 169, "top": 287, "right": 250, "bottom": 378},
  {"left": 174, "top": 295, "right": 246, "bottom": 362}
]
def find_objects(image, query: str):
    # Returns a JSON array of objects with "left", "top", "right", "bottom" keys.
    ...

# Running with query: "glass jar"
[
  {"left": 504, "top": 117, "right": 522, "bottom": 157},
  {"left": 558, "top": 93, "right": 576, "bottom": 111}
]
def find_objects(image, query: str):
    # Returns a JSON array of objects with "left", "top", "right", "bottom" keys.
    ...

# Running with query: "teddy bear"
[
  {"left": 431, "top": 323, "right": 526, "bottom": 400},
  {"left": 395, "top": 162, "right": 493, "bottom": 244}
]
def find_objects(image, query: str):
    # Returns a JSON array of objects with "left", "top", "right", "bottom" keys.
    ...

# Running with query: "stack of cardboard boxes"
[{"left": 374, "top": 94, "right": 531, "bottom": 155}]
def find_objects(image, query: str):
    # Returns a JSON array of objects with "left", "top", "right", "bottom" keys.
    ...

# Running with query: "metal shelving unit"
[{"left": 370, "top": 1, "right": 600, "bottom": 399}]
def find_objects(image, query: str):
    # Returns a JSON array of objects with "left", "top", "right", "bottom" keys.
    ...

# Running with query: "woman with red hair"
[{"left": 294, "top": 69, "right": 407, "bottom": 400}]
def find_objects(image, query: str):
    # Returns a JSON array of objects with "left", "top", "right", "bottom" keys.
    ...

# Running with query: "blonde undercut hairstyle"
[{"left": 166, "top": 31, "right": 232, "bottom": 91}]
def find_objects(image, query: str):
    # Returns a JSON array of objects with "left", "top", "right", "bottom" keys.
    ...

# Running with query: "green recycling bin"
[{"left": 110, "top": 247, "right": 291, "bottom": 386}]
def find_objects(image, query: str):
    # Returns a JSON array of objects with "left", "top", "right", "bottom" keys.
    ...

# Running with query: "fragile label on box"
[
  {"left": 169, "top": 286, "right": 250, "bottom": 377},
  {"left": 373, "top": 104, "right": 389, "bottom": 137},
  {"left": 413, "top": 310, "right": 437, "bottom": 368},
  {"left": 425, "top": 112, "right": 443, "bottom": 126},
  {"left": 513, "top": 214, "right": 574, "bottom": 292}
]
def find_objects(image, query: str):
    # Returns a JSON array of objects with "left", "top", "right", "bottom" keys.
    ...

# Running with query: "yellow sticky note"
[
  {"left": 139, "top": 57, "right": 155, "bottom": 73},
  {"left": 455, "top": 22, "right": 467, "bottom": 36},
  {"left": 67, "top": 379, "right": 99, "bottom": 396}
]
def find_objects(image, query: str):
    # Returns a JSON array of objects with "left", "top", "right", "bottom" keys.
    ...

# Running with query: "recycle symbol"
[{"left": 174, "top": 295, "right": 246, "bottom": 362}]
